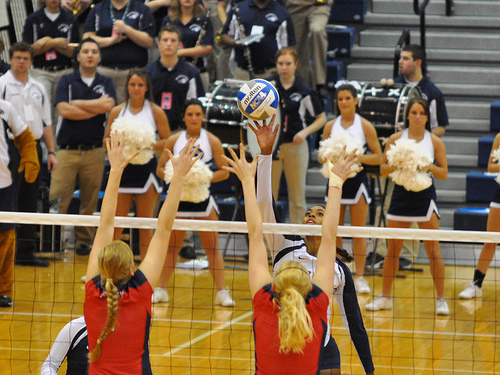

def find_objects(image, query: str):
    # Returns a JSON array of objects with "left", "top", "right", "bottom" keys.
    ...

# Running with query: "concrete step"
[
  {"left": 442, "top": 136, "right": 478, "bottom": 155},
  {"left": 347, "top": 63, "right": 500, "bottom": 86},
  {"left": 360, "top": 30, "right": 500, "bottom": 50},
  {"left": 372, "top": 0, "right": 500, "bottom": 18},
  {"left": 447, "top": 154, "right": 478, "bottom": 168},
  {"left": 363, "top": 12, "right": 500, "bottom": 30},
  {"left": 437, "top": 188, "right": 466, "bottom": 203},
  {"left": 434, "top": 172, "right": 466, "bottom": 190},
  {"left": 351, "top": 46, "right": 500, "bottom": 65},
  {"left": 448, "top": 119, "right": 490, "bottom": 133}
]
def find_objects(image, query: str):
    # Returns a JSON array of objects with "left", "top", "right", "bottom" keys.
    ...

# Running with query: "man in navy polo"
[
  {"left": 22, "top": 0, "right": 80, "bottom": 124},
  {"left": 219, "top": 0, "right": 295, "bottom": 80},
  {"left": 50, "top": 38, "right": 116, "bottom": 256},
  {"left": 145, "top": 24, "right": 205, "bottom": 130}
]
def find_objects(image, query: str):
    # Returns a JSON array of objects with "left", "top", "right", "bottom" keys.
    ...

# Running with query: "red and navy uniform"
[
  {"left": 54, "top": 70, "right": 116, "bottom": 147},
  {"left": 145, "top": 59, "right": 205, "bottom": 129},
  {"left": 83, "top": 0, "right": 155, "bottom": 69},
  {"left": 22, "top": 8, "right": 79, "bottom": 70},
  {"left": 84, "top": 270, "right": 153, "bottom": 375},
  {"left": 253, "top": 283, "right": 328, "bottom": 375}
]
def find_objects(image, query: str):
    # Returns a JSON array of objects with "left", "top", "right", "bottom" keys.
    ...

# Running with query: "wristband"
[{"left": 48, "top": 151, "right": 56, "bottom": 156}]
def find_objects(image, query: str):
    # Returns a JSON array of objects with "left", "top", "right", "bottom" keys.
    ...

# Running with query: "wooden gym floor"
[{"left": 0, "top": 250, "right": 499, "bottom": 375}]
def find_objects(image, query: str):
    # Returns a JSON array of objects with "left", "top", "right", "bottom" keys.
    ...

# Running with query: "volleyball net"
[{"left": 1, "top": 212, "right": 500, "bottom": 374}]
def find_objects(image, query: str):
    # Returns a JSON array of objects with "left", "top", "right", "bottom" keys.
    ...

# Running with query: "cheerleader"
[
  {"left": 365, "top": 98, "right": 449, "bottom": 315},
  {"left": 104, "top": 68, "right": 171, "bottom": 260},
  {"left": 321, "top": 83, "right": 383, "bottom": 294},
  {"left": 155, "top": 98, "right": 235, "bottom": 306},
  {"left": 459, "top": 132, "right": 500, "bottom": 299}
]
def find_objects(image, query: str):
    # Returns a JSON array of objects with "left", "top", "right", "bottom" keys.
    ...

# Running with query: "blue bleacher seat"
[
  {"left": 326, "top": 26, "right": 355, "bottom": 57},
  {"left": 478, "top": 136, "right": 495, "bottom": 167},
  {"left": 490, "top": 101, "right": 500, "bottom": 131},
  {"left": 326, "top": 60, "right": 344, "bottom": 91},
  {"left": 466, "top": 171, "right": 499, "bottom": 202},
  {"left": 453, "top": 207, "right": 489, "bottom": 231},
  {"left": 328, "top": 0, "right": 368, "bottom": 23}
]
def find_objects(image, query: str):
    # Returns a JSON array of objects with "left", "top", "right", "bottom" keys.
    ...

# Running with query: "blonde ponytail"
[
  {"left": 274, "top": 262, "right": 314, "bottom": 354},
  {"left": 89, "top": 279, "right": 119, "bottom": 362},
  {"left": 89, "top": 241, "right": 134, "bottom": 363}
]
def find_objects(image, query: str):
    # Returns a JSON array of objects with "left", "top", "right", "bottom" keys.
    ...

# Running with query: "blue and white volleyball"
[{"left": 237, "top": 79, "right": 279, "bottom": 121}]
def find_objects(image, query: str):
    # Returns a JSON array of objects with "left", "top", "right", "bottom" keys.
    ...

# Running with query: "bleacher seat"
[
  {"left": 328, "top": 0, "right": 368, "bottom": 23},
  {"left": 326, "top": 60, "right": 344, "bottom": 91},
  {"left": 478, "top": 136, "right": 495, "bottom": 167},
  {"left": 326, "top": 26, "right": 355, "bottom": 57},
  {"left": 490, "top": 101, "right": 500, "bottom": 131},
  {"left": 454, "top": 207, "right": 489, "bottom": 231},
  {"left": 466, "top": 171, "right": 499, "bottom": 203}
]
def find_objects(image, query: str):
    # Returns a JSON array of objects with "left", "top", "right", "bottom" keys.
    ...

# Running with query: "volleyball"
[{"left": 237, "top": 79, "right": 279, "bottom": 121}]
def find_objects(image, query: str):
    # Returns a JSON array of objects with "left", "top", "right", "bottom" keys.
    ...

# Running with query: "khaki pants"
[{"left": 49, "top": 148, "right": 106, "bottom": 247}]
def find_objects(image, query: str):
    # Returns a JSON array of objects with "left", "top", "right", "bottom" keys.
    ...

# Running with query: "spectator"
[
  {"left": 23, "top": 0, "right": 79, "bottom": 124},
  {"left": 40, "top": 316, "right": 88, "bottom": 375},
  {"left": 145, "top": 24, "right": 205, "bottom": 130},
  {"left": 83, "top": 0, "right": 155, "bottom": 103},
  {"left": 0, "top": 42, "right": 57, "bottom": 267},
  {"left": 0, "top": 101, "right": 39, "bottom": 307},
  {"left": 49, "top": 38, "right": 116, "bottom": 256},
  {"left": 219, "top": 0, "right": 295, "bottom": 80},
  {"left": 160, "top": 0, "right": 214, "bottom": 91}
]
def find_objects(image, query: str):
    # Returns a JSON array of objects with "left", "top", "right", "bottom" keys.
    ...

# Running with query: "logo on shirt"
[
  {"left": 175, "top": 75, "right": 189, "bottom": 85},
  {"left": 265, "top": 13, "right": 278, "bottom": 22},
  {"left": 31, "top": 91, "right": 42, "bottom": 102},
  {"left": 290, "top": 93, "right": 302, "bottom": 102},
  {"left": 58, "top": 24, "right": 70, "bottom": 33},
  {"left": 190, "top": 24, "right": 202, "bottom": 33},
  {"left": 127, "top": 11, "right": 140, "bottom": 20},
  {"left": 94, "top": 85, "right": 105, "bottom": 95}
]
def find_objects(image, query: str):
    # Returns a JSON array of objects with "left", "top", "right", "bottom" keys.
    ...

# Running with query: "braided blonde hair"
[
  {"left": 89, "top": 241, "right": 134, "bottom": 363},
  {"left": 273, "top": 261, "right": 314, "bottom": 354}
]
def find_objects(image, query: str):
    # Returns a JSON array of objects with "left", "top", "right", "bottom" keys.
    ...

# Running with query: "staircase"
[{"left": 306, "top": 0, "right": 500, "bottom": 229}]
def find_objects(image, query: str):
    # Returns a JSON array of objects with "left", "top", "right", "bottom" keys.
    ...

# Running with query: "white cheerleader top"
[
  {"left": 401, "top": 128, "right": 435, "bottom": 162},
  {"left": 118, "top": 99, "right": 157, "bottom": 133},
  {"left": 329, "top": 113, "right": 366, "bottom": 147},
  {"left": 173, "top": 128, "right": 213, "bottom": 164}
]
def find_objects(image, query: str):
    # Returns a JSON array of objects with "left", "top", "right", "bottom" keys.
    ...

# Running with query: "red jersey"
[
  {"left": 84, "top": 270, "right": 153, "bottom": 375},
  {"left": 252, "top": 284, "right": 329, "bottom": 375}
]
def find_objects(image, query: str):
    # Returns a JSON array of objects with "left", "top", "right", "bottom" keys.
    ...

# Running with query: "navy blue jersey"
[
  {"left": 221, "top": 0, "right": 295, "bottom": 71},
  {"left": 22, "top": 8, "right": 79, "bottom": 69},
  {"left": 268, "top": 74, "right": 323, "bottom": 143},
  {"left": 160, "top": 15, "right": 214, "bottom": 71},
  {"left": 83, "top": 0, "right": 155, "bottom": 68},
  {"left": 144, "top": 59, "right": 205, "bottom": 129},
  {"left": 394, "top": 76, "right": 449, "bottom": 129},
  {"left": 55, "top": 70, "right": 116, "bottom": 146}
]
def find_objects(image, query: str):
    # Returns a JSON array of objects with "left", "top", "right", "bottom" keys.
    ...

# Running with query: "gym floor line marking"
[{"left": 161, "top": 311, "right": 253, "bottom": 357}]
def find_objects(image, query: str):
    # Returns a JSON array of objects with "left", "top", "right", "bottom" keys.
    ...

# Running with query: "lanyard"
[{"left": 109, "top": 0, "right": 130, "bottom": 23}]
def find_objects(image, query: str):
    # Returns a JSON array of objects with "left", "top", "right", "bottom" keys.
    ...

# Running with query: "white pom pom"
[
  {"left": 164, "top": 159, "right": 213, "bottom": 203},
  {"left": 111, "top": 116, "right": 156, "bottom": 165},
  {"left": 387, "top": 138, "right": 433, "bottom": 192},
  {"left": 318, "top": 131, "right": 365, "bottom": 179}
]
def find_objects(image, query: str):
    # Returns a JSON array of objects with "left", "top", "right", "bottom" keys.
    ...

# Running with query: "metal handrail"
[
  {"left": 393, "top": 28, "right": 411, "bottom": 78},
  {"left": 413, "top": 0, "right": 454, "bottom": 63}
]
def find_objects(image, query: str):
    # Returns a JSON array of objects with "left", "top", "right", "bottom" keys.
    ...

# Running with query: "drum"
[
  {"left": 201, "top": 79, "right": 246, "bottom": 148},
  {"left": 358, "top": 83, "right": 421, "bottom": 138}
]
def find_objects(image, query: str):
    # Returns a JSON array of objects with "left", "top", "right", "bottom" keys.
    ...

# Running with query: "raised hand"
[
  {"left": 247, "top": 114, "right": 280, "bottom": 155},
  {"left": 327, "top": 147, "right": 363, "bottom": 182},
  {"left": 167, "top": 137, "right": 201, "bottom": 177},
  {"left": 106, "top": 131, "right": 138, "bottom": 171},
  {"left": 222, "top": 143, "right": 258, "bottom": 183}
]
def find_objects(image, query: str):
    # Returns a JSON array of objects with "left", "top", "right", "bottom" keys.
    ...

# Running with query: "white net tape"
[{"left": 1, "top": 211, "right": 499, "bottom": 244}]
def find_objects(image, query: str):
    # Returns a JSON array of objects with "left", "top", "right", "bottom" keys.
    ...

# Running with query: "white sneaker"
[
  {"left": 458, "top": 282, "right": 482, "bottom": 299},
  {"left": 80, "top": 275, "right": 86, "bottom": 283},
  {"left": 215, "top": 288, "right": 235, "bottom": 307},
  {"left": 152, "top": 287, "right": 169, "bottom": 304},
  {"left": 436, "top": 298, "right": 450, "bottom": 316},
  {"left": 355, "top": 277, "right": 371, "bottom": 294},
  {"left": 365, "top": 296, "right": 393, "bottom": 311}
]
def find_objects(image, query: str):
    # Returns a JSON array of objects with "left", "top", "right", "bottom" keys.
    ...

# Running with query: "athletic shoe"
[
  {"left": 215, "top": 288, "right": 235, "bottom": 307},
  {"left": 458, "top": 282, "right": 482, "bottom": 299},
  {"left": 365, "top": 252, "right": 385, "bottom": 270},
  {"left": 75, "top": 244, "right": 91, "bottom": 256},
  {"left": 0, "top": 295, "right": 13, "bottom": 307},
  {"left": 365, "top": 296, "right": 393, "bottom": 311},
  {"left": 355, "top": 277, "right": 371, "bottom": 294},
  {"left": 399, "top": 257, "right": 413, "bottom": 269},
  {"left": 179, "top": 246, "right": 196, "bottom": 260},
  {"left": 152, "top": 287, "right": 169, "bottom": 304},
  {"left": 436, "top": 298, "right": 450, "bottom": 315}
]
